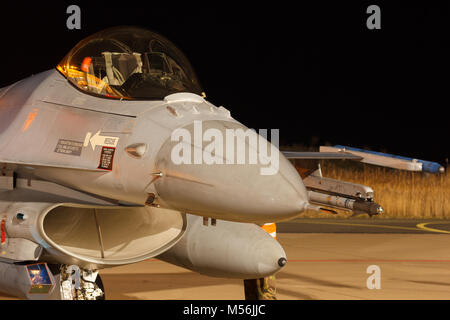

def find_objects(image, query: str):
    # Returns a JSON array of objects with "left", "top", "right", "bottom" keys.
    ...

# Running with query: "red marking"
[
  {"left": 1, "top": 219, "right": 5, "bottom": 245},
  {"left": 287, "top": 259, "right": 450, "bottom": 263},
  {"left": 142, "top": 258, "right": 450, "bottom": 263}
]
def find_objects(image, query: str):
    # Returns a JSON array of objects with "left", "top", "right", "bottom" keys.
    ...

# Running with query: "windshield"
[{"left": 57, "top": 26, "right": 203, "bottom": 100}]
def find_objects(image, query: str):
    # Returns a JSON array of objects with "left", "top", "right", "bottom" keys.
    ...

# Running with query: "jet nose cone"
[{"left": 153, "top": 120, "right": 308, "bottom": 223}]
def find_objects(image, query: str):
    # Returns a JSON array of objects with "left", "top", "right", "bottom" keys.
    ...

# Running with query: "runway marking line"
[
  {"left": 290, "top": 220, "right": 424, "bottom": 232},
  {"left": 416, "top": 222, "right": 450, "bottom": 234},
  {"left": 289, "top": 220, "right": 450, "bottom": 234}
]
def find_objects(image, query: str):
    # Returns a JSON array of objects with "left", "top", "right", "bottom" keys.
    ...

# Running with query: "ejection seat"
[{"left": 102, "top": 52, "right": 143, "bottom": 86}]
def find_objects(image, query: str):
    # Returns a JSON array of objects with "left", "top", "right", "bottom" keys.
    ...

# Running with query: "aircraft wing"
[
  {"left": 286, "top": 145, "right": 444, "bottom": 217},
  {"left": 320, "top": 145, "right": 445, "bottom": 173},
  {"left": 283, "top": 146, "right": 445, "bottom": 173}
]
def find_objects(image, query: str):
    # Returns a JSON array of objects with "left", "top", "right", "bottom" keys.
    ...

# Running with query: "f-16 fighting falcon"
[{"left": 1, "top": 26, "right": 442, "bottom": 300}]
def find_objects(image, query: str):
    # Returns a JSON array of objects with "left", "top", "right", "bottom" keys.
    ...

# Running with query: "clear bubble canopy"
[{"left": 57, "top": 26, "right": 203, "bottom": 100}]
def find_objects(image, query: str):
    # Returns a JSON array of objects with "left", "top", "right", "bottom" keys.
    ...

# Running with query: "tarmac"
[{"left": 2, "top": 218, "right": 450, "bottom": 300}]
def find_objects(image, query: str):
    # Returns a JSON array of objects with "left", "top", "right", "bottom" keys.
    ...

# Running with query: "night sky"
[{"left": 1, "top": 2, "right": 448, "bottom": 163}]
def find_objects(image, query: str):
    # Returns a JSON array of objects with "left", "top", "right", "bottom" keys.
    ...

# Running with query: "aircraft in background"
[{"left": 0, "top": 26, "right": 444, "bottom": 299}]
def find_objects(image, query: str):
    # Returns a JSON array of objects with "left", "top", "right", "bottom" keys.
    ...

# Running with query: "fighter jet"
[{"left": 0, "top": 26, "right": 441, "bottom": 300}]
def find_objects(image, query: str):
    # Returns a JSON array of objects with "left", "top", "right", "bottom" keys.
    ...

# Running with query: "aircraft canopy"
[{"left": 57, "top": 26, "right": 203, "bottom": 100}]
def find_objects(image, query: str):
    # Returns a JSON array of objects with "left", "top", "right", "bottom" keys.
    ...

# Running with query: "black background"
[{"left": 0, "top": 2, "right": 448, "bottom": 163}]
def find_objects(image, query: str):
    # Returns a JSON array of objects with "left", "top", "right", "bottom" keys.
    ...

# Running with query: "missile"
[
  {"left": 308, "top": 190, "right": 383, "bottom": 216},
  {"left": 157, "top": 214, "right": 287, "bottom": 279}
]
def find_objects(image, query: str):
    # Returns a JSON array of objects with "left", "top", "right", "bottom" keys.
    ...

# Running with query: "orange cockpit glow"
[{"left": 57, "top": 63, "right": 125, "bottom": 99}]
